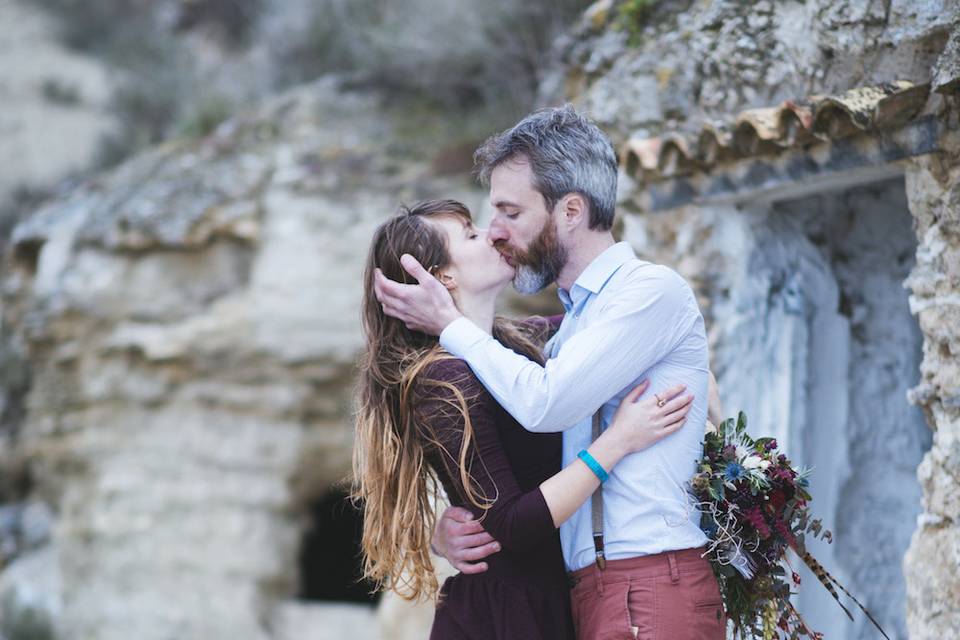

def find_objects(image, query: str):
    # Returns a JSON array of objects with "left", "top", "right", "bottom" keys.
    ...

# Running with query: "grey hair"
[{"left": 473, "top": 104, "right": 618, "bottom": 231}]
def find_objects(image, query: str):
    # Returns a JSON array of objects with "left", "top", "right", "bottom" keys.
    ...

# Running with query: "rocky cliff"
[{"left": 0, "top": 77, "right": 499, "bottom": 640}]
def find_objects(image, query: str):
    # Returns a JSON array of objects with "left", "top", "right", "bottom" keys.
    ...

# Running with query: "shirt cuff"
[{"left": 439, "top": 317, "right": 490, "bottom": 357}]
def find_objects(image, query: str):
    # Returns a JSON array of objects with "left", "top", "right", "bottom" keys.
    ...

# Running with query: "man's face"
[{"left": 488, "top": 157, "right": 568, "bottom": 294}]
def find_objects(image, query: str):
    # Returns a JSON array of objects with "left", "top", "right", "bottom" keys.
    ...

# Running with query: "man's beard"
[{"left": 498, "top": 220, "right": 568, "bottom": 295}]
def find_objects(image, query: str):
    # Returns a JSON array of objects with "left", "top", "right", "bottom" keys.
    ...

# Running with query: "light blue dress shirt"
[{"left": 440, "top": 242, "right": 710, "bottom": 571}]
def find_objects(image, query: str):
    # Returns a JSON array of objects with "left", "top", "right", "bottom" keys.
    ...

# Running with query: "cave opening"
[{"left": 297, "top": 486, "right": 382, "bottom": 606}]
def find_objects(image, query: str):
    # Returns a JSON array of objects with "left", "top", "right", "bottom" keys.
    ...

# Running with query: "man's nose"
[{"left": 488, "top": 218, "right": 509, "bottom": 243}]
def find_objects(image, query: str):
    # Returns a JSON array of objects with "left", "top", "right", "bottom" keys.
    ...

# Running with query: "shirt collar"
[{"left": 558, "top": 242, "right": 636, "bottom": 310}]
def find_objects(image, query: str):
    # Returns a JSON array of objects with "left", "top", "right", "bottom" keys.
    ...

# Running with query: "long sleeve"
[
  {"left": 440, "top": 263, "right": 700, "bottom": 433},
  {"left": 415, "top": 358, "right": 557, "bottom": 552}
]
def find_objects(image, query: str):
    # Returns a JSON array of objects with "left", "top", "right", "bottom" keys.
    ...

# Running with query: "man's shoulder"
[{"left": 614, "top": 259, "right": 692, "bottom": 293}]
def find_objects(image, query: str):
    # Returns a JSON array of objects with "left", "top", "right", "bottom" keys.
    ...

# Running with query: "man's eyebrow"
[{"left": 492, "top": 199, "right": 522, "bottom": 210}]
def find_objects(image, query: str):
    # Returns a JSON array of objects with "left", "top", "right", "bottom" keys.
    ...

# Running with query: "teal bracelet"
[{"left": 577, "top": 449, "right": 609, "bottom": 483}]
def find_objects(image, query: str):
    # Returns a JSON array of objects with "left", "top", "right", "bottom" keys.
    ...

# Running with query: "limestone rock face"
[
  {"left": 1, "top": 77, "right": 487, "bottom": 640},
  {"left": 545, "top": 0, "right": 955, "bottom": 145},
  {"left": 0, "top": 0, "right": 115, "bottom": 205}
]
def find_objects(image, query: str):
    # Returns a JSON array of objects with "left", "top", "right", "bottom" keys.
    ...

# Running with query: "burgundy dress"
[{"left": 415, "top": 354, "right": 574, "bottom": 640}]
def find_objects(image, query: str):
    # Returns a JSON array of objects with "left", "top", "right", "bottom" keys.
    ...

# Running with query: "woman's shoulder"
[
  {"left": 420, "top": 354, "right": 473, "bottom": 381},
  {"left": 415, "top": 355, "right": 485, "bottom": 399},
  {"left": 412, "top": 355, "right": 493, "bottom": 439}
]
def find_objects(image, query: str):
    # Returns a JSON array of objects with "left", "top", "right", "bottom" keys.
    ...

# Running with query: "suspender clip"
[{"left": 593, "top": 533, "right": 606, "bottom": 570}]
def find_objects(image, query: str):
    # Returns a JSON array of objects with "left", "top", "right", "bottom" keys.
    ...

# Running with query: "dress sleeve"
[{"left": 415, "top": 358, "right": 556, "bottom": 552}]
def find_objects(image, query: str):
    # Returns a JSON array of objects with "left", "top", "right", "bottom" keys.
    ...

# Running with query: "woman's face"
[{"left": 428, "top": 215, "right": 515, "bottom": 297}]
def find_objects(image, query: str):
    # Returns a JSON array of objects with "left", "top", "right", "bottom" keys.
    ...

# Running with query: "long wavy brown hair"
[{"left": 352, "top": 199, "right": 548, "bottom": 602}]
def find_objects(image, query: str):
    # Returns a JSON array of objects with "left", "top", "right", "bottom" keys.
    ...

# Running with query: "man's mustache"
[{"left": 494, "top": 242, "right": 532, "bottom": 266}]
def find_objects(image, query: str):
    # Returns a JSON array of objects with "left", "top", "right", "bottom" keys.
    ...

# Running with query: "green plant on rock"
[
  {"left": 176, "top": 94, "right": 235, "bottom": 140},
  {"left": 614, "top": 0, "right": 656, "bottom": 46}
]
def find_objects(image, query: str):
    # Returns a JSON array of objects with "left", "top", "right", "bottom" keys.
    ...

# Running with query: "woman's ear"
[{"left": 436, "top": 271, "right": 457, "bottom": 291}]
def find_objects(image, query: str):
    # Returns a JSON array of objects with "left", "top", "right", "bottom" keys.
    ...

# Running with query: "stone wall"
[{"left": 902, "top": 128, "right": 960, "bottom": 640}]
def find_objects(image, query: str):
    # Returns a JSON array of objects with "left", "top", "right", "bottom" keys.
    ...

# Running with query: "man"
[{"left": 374, "top": 105, "right": 725, "bottom": 639}]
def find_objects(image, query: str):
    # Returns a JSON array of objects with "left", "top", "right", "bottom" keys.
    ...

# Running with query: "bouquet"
[{"left": 691, "top": 412, "right": 888, "bottom": 639}]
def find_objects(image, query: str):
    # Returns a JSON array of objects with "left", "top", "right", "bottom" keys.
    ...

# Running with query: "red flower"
[
  {"left": 769, "top": 490, "right": 787, "bottom": 510},
  {"left": 742, "top": 506, "right": 771, "bottom": 539},
  {"left": 772, "top": 517, "right": 797, "bottom": 546}
]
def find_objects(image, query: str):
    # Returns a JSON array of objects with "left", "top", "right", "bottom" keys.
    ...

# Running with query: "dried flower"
[{"left": 724, "top": 462, "right": 745, "bottom": 482}]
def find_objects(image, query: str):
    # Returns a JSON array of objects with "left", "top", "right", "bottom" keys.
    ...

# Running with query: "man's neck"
[{"left": 556, "top": 232, "right": 617, "bottom": 292}]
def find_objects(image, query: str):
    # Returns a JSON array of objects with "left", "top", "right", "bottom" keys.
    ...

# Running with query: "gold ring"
[{"left": 655, "top": 393, "right": 666, "bottom": 408}]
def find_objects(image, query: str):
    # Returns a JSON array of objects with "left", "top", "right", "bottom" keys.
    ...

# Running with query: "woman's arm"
[
  {"left": 419, "top": 360, "right": 693, "bottom": 552},
  {"left": 539, "top": 379, "right": 692, "bottom": 527}
]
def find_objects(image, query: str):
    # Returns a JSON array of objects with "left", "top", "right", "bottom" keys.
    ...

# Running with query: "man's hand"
[
  {"left": 431, "top": 506, "right": 500, "bottom": 574},
  {"left": 373, "top": 254, "right": 463, "bottom": 336}
]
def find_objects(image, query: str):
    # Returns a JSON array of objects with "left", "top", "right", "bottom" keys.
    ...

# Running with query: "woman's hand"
[{"left": 608, "top": 380, "right": 694, "bottom": 454}]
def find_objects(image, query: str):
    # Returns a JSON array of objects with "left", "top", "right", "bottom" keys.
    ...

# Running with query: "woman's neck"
[{"left": 453, "top": 291, "right": 497, "bottom": 335}]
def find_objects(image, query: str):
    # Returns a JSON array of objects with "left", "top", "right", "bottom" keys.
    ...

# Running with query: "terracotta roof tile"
[
  {"left": 811, "top": 81, "right": 929, "bottom": 139},
  {"left": 657, "top": 133, "right": 697, "bottom": 177},
  {"left": 694, "top": 124, "right": 734, "bottom": 165},
  {"left": 623, "top": 136, "right": 661, "bottom": 176},
  {"left": 776, "top": 99, "right": 817, "bottom": 146},
  {"left": 622, "top": 81, "right": 933, "bottom": 184}
]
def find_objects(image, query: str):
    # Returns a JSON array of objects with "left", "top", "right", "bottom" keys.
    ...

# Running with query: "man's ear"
[{"left": 559, "top": 193, "right": 588, "bottom": 230}]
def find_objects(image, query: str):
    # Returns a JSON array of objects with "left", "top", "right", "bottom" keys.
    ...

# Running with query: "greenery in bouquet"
[{"left": 691, "top": 412, "right": 888, "bottom": 639}]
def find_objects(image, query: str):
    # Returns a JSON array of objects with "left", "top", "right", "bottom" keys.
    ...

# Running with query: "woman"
[{"left": 353, "top": 200, "right": 694, "bottom": 639}]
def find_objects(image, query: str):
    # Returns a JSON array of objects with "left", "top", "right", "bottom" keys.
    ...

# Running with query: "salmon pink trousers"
[{"left": 568, "top": 547, "right": 727, "bottom": 640}]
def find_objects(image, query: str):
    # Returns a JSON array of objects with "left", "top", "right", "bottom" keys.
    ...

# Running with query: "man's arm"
[
  {"left": 440, "top": 264, "right": 698, "bottom": 432},
  {"left": 374, "top": 254, "right": 698, "bottom": 433},
  {"left": 431, "top": 507, "right": 500, "bottom": 574}
]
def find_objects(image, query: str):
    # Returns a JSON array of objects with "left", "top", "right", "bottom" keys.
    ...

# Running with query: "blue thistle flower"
[{"left": 724, "top": 462, "right": 745, "bottom": 482}]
